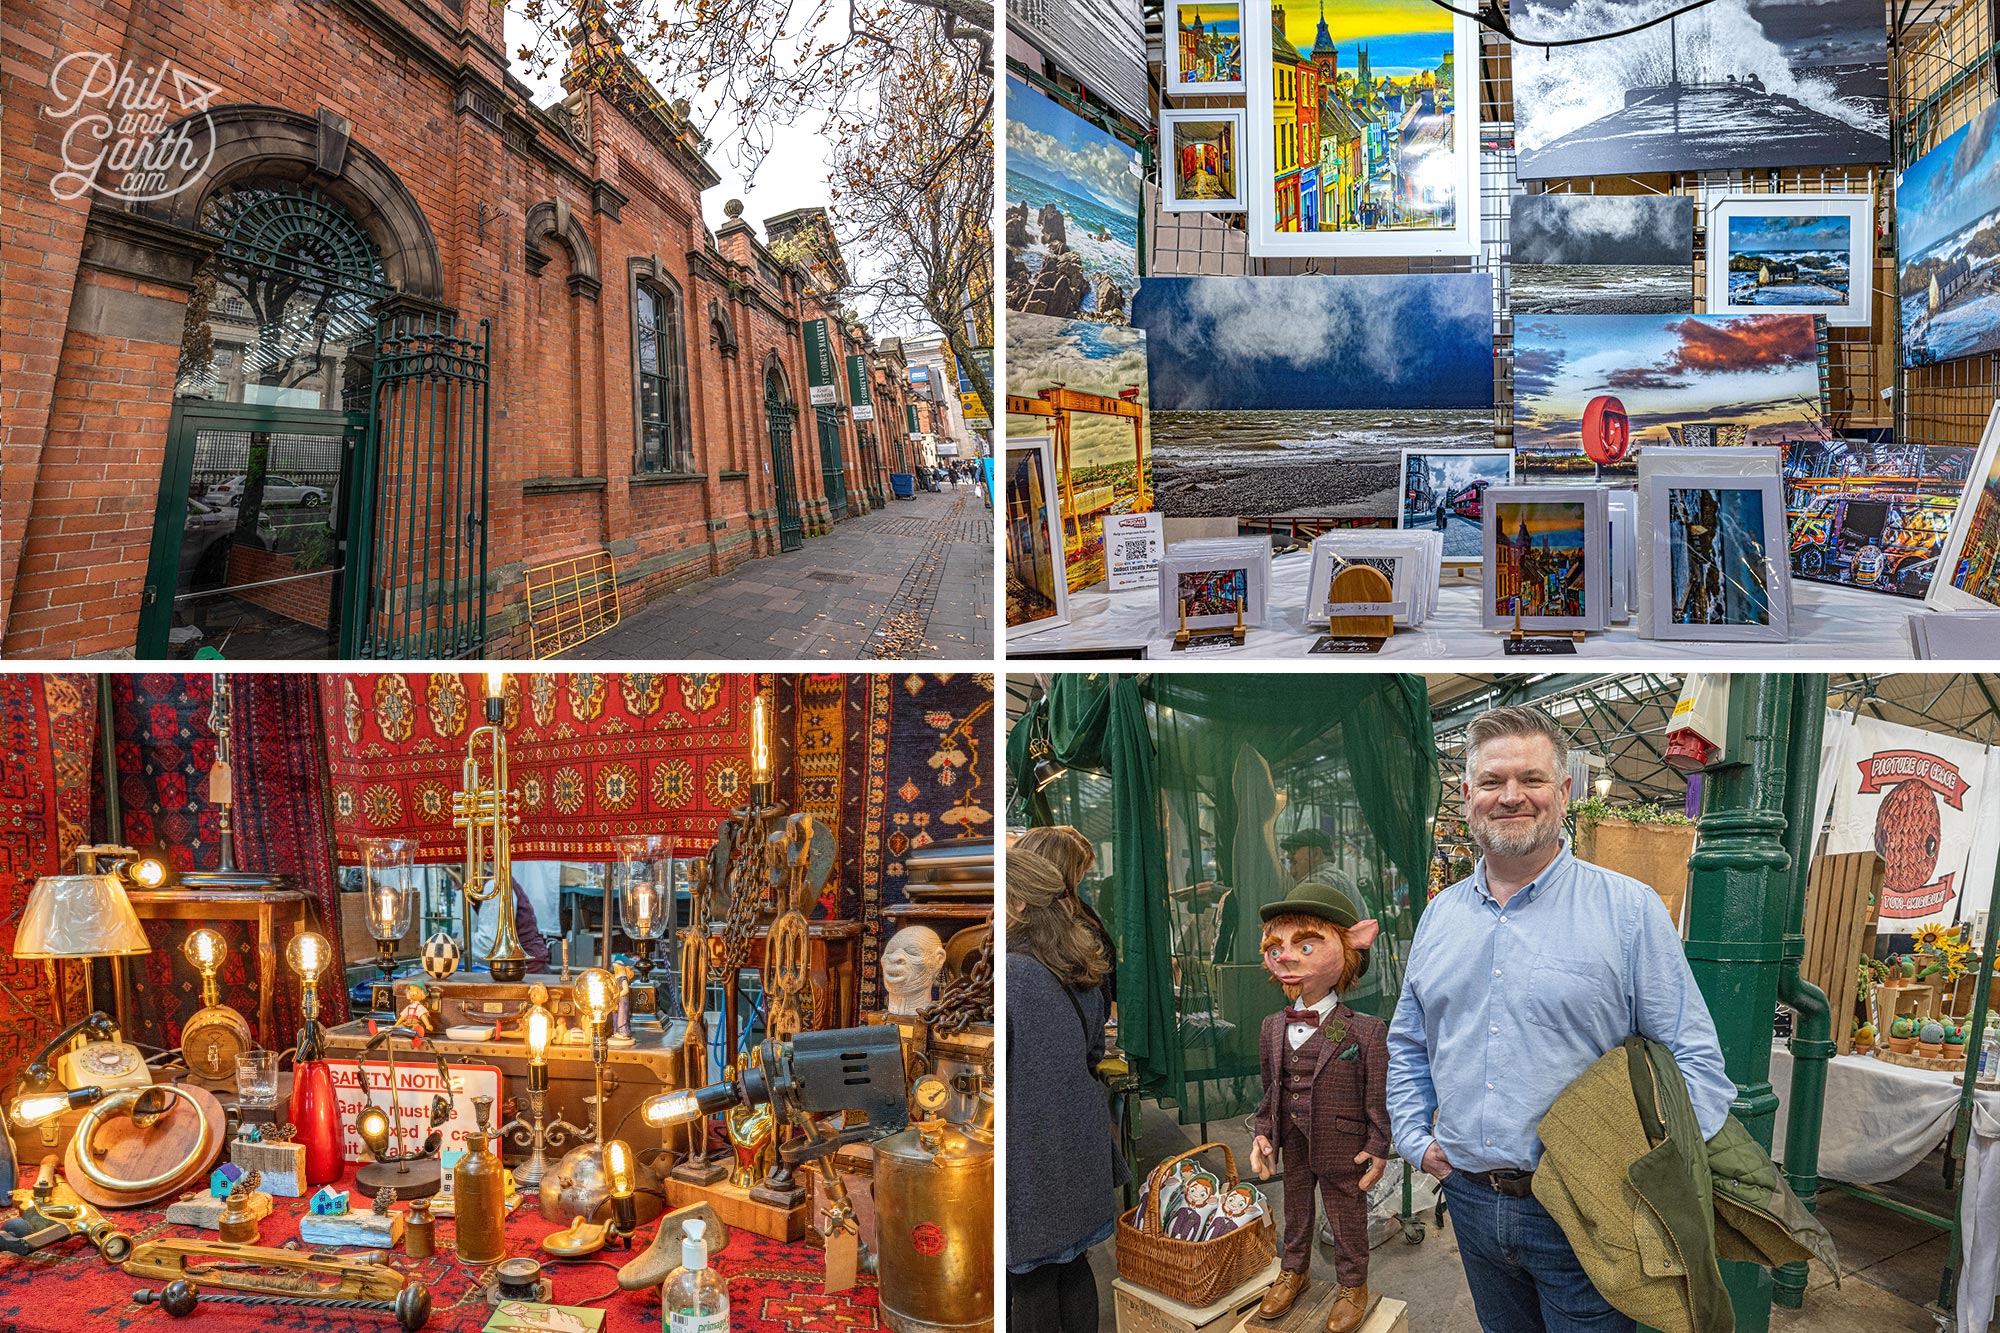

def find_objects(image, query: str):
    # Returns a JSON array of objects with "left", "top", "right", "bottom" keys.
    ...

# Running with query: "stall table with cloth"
[
  {"left": 1768, "top": 1043, "right": 2000, "bottom": 1333},
  {"left": 0, "top": 1163, "right": 869, "bottom": 1333},
  {"left": 1009, "top": 549, "right": 1931, "bottom": 658}
]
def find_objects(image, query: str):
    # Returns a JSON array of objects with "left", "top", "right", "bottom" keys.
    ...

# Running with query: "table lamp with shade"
[{"left": 15, "top": 845, "right": 158, "bottom": 1032}]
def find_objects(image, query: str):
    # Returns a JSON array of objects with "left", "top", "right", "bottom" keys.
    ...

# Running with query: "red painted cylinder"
[{"left": 291, "top": 1058, "right": 343, "bottom": 1185}]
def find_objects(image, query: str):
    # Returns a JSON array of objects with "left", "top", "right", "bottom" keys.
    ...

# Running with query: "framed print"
[
  {"left": 1510, "top": 194, "right": 1694, "bottom": 315},
  {"left": 1901, "top": 102, "right": 2000, "bottom": 367},
  {"left": 1158, "top": 539, "right": 1271, "bottom": 630},
  {"left": 1161, "top": 110, "right": 1247, "bottom": 212},
  {"left": 1167, "top": 1, "right": 1245, "bottom": 95},
  {"left": 1607, "top": 487, "right": 1637, "bottom": 621},
  {"left": 1926, "top": 404, "right": 2000, "bottom": 613},
  {"left": 1783, "top": 431, "right": 1961, "bottom": 599},
  {"left": 1242, "top": 0, "right": 1479, "bottom": 257},
  {"left": 1706, "top": 194, "right": 1872, "bottom": 328},
  {"left": 1005, "top": 438, "right": 1071, "bottom": 638},
  {"left": 1513, "top": 0, "right": 1887, "bottom": 180},
  {"left": 1646, "top": 473, "right": 1791, "bottom": 641},
  {"left": 1005, "top": 77, "right": 1141, "bottom": 324},
  {"left": 1307, "top": 545, "right": 1408, "bottom": 627},
  {"left": 1511, "top": 313, "right": 1823, "bottom": 480},
  {"left": 1397, "top": 447, "right": 1514, "bottom": 566},
  {"left": 1480, "top": 485, "right": 1609, "bottom": 633}
]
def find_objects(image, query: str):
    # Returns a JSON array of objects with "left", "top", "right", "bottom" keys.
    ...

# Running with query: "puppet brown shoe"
[
  {"left": 1259, "top": 1269, "right": 1310, "bottom": 1319},
  {"left": 1324, "top": 1283, "right": 1375, "bottom": 1333}
]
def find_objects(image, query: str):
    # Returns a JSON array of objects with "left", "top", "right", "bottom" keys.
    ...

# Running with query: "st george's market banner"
[{"left": 1824, "top": 715, "right": 1994, "bottom": 926}]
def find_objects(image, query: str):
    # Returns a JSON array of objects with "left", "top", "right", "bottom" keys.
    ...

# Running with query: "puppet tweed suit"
[{"left": 1253, "top": 1004, "right": 1392, "bottom": 1286}]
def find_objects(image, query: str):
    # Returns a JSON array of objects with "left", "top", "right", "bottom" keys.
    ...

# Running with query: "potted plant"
[
  {"left": 1571, "top": 798, "right": 1697, "bottom": 920},
  {"left": 1945, "top": 1021, "right": 1969, "bottom": 1063},
  {"left": 1851, "top": 1021, "right": 1877, "bottom": 1054},
  {"left": 1917, "top": 1019, "right": 1947, "bottom": 1059},
  {"left": 1888, "top": 1016, "right": 1918, "bottom": 1054}
]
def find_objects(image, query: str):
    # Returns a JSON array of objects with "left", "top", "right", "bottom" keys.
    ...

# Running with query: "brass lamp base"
[{"left": 355, "top": 1158, "right": 441, "bottom": 1201}]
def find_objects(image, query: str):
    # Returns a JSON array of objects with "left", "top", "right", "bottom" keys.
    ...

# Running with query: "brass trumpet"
[{"left": 452, "top": 686, "right": 527, "bottom": 984}]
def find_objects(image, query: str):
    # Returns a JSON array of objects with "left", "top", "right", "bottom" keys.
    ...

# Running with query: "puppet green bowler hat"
[{"left": 1259, "top": 881, "right": 1371, "bottom": 978}]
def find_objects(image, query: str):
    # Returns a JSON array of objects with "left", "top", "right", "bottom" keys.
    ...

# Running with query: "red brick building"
[{"left": 1, "top": 0, "right": 915, "bottom": 659}]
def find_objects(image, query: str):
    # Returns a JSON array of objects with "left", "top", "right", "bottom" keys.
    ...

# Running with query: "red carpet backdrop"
[
  {"left": 322, "top": 672, "right": 759, "bottom": 861},
  {"left": 0, "top": 673, "right": 95, "bottom": 1084},
  {"left": 94, "top": 672, "right": 347, "bottom": 1048}
]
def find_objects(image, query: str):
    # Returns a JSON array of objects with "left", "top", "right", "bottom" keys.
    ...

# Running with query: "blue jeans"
[{"left": 1441, "top": 1171, "right": 1636, "bottom": 1333}]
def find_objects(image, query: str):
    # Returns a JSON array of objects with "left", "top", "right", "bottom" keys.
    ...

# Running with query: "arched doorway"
[
  {"left": 765, "top": 363, "right": 804, "bottom": 552},
  {"left": 139, "top": 181, "right": 384, "bottom": 658}
]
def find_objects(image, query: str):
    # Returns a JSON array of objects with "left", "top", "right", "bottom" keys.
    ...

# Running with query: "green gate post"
[
  {"left": 1772, "top": 674, "right": 1830, "bottom": 1309},
  {"left": 1685, "top": 673, "right": 1795, "bottom": 1333}
]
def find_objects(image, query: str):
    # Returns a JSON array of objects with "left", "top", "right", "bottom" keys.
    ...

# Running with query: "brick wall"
[{"left": 2, "top": 0, "right": 923, "bottom": 658}]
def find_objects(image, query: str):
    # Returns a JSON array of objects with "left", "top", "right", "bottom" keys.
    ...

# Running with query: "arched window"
[{"left": 635, "top": 279, "right": 691, "bottom": 473}]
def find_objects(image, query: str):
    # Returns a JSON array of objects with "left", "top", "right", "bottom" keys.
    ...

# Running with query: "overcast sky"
[{"left": 504, "top": 4, "right": 930, "bottom": 338}]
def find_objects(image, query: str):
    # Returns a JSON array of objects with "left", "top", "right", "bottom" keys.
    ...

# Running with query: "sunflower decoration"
[{"left": 1913, "top": 924, "right": 1978, "bottom": 984}]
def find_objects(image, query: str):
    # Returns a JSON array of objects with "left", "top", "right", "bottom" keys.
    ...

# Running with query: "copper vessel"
[
  {"left": 452, "top": 1095, "right": 507, "bottom": 1266},
  {"left": 873, "top": 1105, "right": 994, "bottom": 1333}
]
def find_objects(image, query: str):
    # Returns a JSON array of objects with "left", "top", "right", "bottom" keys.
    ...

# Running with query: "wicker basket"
[{"left": 1114, "top": 1141, "right": 1277, "bottom": 1308}]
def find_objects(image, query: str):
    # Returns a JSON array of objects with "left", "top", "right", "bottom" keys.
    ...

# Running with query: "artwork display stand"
[
  {"left": 1501, "top": 603, "right": 1583, "bottom": 655},
  {"left": 1171, "top": 595, "right": 1247, "bottom": 651}
]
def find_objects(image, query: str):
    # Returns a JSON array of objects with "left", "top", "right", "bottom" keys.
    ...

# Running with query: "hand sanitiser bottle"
[{"left": 663, "top": 1218, "right": 728, "bottom": 1333}]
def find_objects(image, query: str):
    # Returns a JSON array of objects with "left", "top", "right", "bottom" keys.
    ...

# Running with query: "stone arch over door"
[
  {"left": 525, "top": 199, "right": 601, "bottom": 299},
  {"left": 135, "top": 104, "right": 444, "bottom": 299},
  {"left": 764, "top": 354, "right": 795, "bottom": 411},
  {"left": 709, "top": 299, "right": 740, "bottom": 358}
]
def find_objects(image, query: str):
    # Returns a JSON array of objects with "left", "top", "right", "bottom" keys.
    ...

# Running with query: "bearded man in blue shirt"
[{"left": 1386, "top": 704, "right": 1737, "bottom": 1333}]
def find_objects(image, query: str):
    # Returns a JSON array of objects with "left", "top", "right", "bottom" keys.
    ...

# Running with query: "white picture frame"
[
  {"left": 1480, "top": 484, "right": 1609, "bottom": 633},
  {"left": 1160, "top": 109, "right": 1248, "bottom": 213},
  {"left": 1397, "top": 447, "right": 1515, "bottom": 568},
  {"left": 1644, "top": 471, "right": 1791, "bottom": 642},
  {"left": 1158, "top": 543, "right": 1270, "bottom": 631},
  {"left": 1241, "top": 1, "right": 1479, "bottom": 257},
  {"left": 1705, "top": 193, "right": 1873, "bottom": 328},
  {"left": 1606, "top": 488, "right": 1637, "bottom": 622},
  {"left": 1164, "top": 0, "right": 1247, "bottom": 96},
  {"left": 1925, "top": 403, "right": 2000, "bottom": 614},
  {"left": 1305, "top": 545, "right": 1410, "bottom": 628},
  {"left": 1004, "top": 438, "right": 1071, "bottom": 639}
]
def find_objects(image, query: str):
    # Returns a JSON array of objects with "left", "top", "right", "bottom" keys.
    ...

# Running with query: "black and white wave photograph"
[
  {"left": 1511, "top": 194, "right": 1694, "bottom": 314},
  {"left": 1512, "top": 0, "right": 1889, "bottom": 180}
]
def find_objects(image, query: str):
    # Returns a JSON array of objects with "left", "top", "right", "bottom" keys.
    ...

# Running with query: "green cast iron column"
[
  {"left": 1771, "top": 675, "right": 1830, "bottom": 1309},
  {"left": 1684, "top": 673, "right": 1795, "bottom": 1333}
]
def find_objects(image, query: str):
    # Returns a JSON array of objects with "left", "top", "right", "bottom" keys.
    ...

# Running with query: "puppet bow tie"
[{"left": 1282, "top": 1008, "right": 1324, "bottom": 1025}]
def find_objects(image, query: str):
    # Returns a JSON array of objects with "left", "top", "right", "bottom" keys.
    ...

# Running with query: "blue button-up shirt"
[{"left": 1386, "top": 843, "right": 1736, "bottom": 1174}]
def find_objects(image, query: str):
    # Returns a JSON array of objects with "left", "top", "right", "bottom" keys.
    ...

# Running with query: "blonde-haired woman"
[
  {"left": 1013, "top": 825, "right": 1117, "bottom": 1002},
  {"left": 1008, "top": 842, "right": 1125, "bottom": 1333}
]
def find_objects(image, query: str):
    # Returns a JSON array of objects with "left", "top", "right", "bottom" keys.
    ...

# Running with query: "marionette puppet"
[{"left": 1248, "top": 882, "right": 1390, "bottom": 1333}]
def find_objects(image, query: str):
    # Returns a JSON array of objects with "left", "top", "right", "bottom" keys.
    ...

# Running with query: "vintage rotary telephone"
[
  {"left": 7, "top": 1012, "right": 150, "bottom": 1161},
  {"left": 0, "top": 1156, "right": 132, "bottom": 1260}
]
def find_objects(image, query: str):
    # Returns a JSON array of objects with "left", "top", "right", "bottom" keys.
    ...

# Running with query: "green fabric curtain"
[{"left": 1007, "top": 673, "right": 1437, "bottom": 1113}]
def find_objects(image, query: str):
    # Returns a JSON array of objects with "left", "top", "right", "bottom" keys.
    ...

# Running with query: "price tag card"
[
  {"left": 1503, "top": 638, "right": 1579, "bottom": 656},
  {"left": 1103, "top": 513, "right": 1164, "bottom": 591},
  {"left": 1309, "top": 636, "right": 1387, "bottom": 654}
]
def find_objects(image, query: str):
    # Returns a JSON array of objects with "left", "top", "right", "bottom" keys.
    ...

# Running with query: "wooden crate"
[
  {"left": 1112, "top": 1259, "right": 1279, "bottom": 1333},
  {"left": 1801, "top": 852, "right": 1883, "bottom": 1054},
  {"left": 1227, "top": 1290, "right": 1409, "bottom": 1333}
]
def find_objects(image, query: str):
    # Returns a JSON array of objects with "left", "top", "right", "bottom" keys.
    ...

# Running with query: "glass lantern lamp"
[
  {"left": 615, "top": 834, "right": 674, "bottom": 983},
  {"left": 361, "top": 837, "right": 418, "bottom": 981}
]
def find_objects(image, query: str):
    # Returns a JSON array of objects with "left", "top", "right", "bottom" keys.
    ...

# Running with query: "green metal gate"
[
  {"left": 342, "top": 308, "right": 492, "bottom": 658},
  {"left": 817, "top": 406, "right": 849, "bottom": 521},
  {"left": 767, "top": 383, "right": 804, "bottom": 553},
  {"left": 857, "top": 428, "right": 885, "bottom": 508}
]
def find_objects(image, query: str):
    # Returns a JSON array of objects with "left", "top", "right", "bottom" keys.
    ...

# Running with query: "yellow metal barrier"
[{"left": 523, "top": 550, "right": 622, "bottom": 657}]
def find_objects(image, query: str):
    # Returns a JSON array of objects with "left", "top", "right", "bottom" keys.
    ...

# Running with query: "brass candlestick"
[{"left": 500, "top": 1005, "right": 588, "bottom": 1188}]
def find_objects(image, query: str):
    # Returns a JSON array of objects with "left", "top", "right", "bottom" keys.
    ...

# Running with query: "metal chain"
[
  {"left": 920, "top": 941, "right": 994, "bottom": 1034},
  {"left": 714, "top": 814, "right": 765, "bottom": 982}
]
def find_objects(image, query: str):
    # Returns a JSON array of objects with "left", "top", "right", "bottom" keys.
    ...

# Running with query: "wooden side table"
[{"left": 129, "top": 887, "right": 313, "bottom": 1046}]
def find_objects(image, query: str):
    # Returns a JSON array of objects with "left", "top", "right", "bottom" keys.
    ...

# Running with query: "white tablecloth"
[
  {"left": 1768, "top": 1044, "right": 2000, "bottom": 1332},
  {"left": 1010, "top": 550, "right": 1932, "bottom": 659}
]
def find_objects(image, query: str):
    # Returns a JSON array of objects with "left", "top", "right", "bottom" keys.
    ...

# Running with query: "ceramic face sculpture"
[{"left": 882, "top": 925, "right": 947, "bottom": 1015}]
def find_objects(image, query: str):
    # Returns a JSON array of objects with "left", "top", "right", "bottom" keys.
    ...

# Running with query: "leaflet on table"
[{"left": 1102, "top": 512, "right": 1165, "bottom": 590}]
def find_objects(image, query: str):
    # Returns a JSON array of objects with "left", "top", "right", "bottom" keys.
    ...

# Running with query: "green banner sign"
[
  {"left": 803, "top": 319, "right": 838, "bottom": 406},
  {"left": 846, "top": 354, "right": 875, "bottom": 421},
  {"left": 906, "top": 404, "right": 920, "bottom": 436}
]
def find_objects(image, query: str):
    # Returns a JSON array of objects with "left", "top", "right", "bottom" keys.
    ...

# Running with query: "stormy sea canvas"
[
  {"left": 1512, "top": 0, "right": 1889, "bottom": 180},
  {"left": 1131, "top": 275, "right": 1496, "bottom": 518},
  {"left": 1900, "top": 102, "right": 2000, "bottom": 368},
  {"left": 1511, "top": 194, "right": 1695, "bottom": 314}
]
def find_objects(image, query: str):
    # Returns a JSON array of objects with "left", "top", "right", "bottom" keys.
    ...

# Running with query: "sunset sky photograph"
[{"left": 1512, "top": 312, "right": 1824, "bottom": 450}]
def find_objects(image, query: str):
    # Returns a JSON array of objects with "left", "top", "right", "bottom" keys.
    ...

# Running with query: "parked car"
[{"left": 203, "top": 473, "right": 329, "bottom": 508}]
